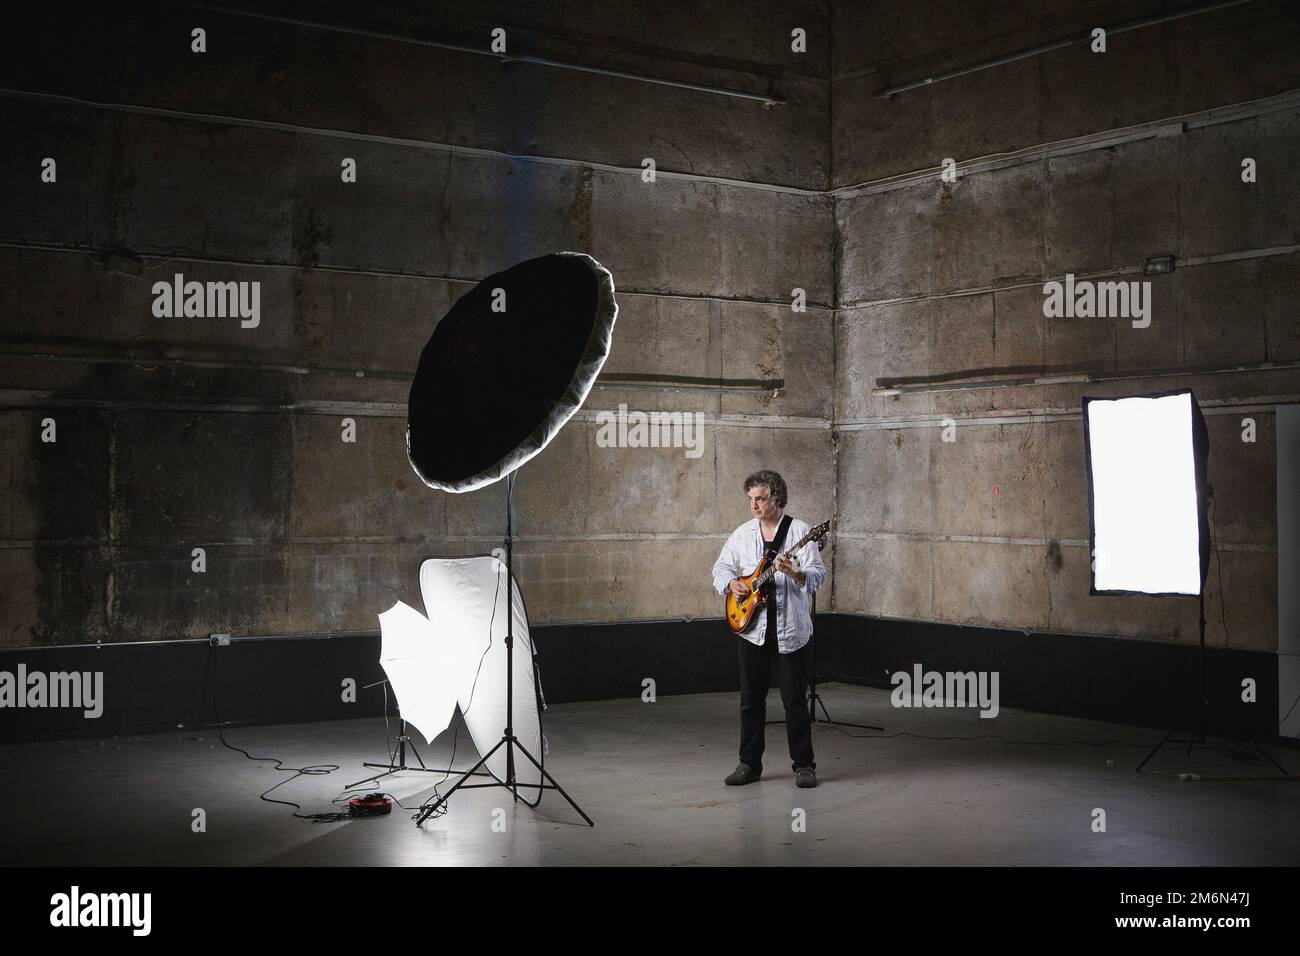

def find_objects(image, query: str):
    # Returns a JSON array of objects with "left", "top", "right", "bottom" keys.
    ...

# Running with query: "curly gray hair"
[{"left": 743, "top": 470, "right": 788, "bottom": 508}]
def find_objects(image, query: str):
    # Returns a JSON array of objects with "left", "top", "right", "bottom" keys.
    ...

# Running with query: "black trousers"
[{"left": 737, "top": 602, "right": 815, "bottom": 774}]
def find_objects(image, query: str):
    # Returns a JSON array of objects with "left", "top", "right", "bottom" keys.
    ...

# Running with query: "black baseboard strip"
[{"left": 0, "top": 614, "right": 1283, "bottom": 744}]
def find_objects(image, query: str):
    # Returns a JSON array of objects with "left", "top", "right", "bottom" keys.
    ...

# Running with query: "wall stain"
[{"left": 1045, "top": 539, "right": 1063, "bottom": 572}]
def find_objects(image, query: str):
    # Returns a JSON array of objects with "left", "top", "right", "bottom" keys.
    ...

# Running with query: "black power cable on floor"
[
  {"left": 817, "top": 723, "right": 1299, "bottom": 766},
  {"left": 821, "top": 724, "right": 1171, "bottom": 747},
  {"left": 206, "top": 642, "right": 424, "bottom": 822}
]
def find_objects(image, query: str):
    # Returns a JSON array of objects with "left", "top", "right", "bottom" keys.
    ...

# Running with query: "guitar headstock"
[{"left": 809, "top": 519, "right": 831, "bottom": 549}]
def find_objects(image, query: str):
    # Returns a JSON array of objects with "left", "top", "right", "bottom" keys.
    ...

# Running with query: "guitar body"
[{"left": 724, "top": 558, "right": 770, "bottom": 634}]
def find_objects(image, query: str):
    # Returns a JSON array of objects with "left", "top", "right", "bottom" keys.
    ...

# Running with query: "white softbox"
[{"left": 1083, "top": 390, "right": 1211, "bottom": 596}]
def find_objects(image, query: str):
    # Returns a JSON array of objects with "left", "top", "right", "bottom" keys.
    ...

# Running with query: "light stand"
[
  {"left": 1135, "top": 491, "right": 1286, "bottom": 775},
  {"left": 765, "top": 541, "right": 882, "bottom": 733},
  {"left": 346, "top": 681, "right": 493, "bottom": 789},
  {"left": 805, "top": 593, "right": 883, "bottom": 732},
  {"left": 415, "top": 472, "right": 594, "bottom": 826}
]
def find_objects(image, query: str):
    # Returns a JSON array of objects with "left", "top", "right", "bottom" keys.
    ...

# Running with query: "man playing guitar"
[{"left": 711, "top": 470, "right": 826, "bottom": 788}]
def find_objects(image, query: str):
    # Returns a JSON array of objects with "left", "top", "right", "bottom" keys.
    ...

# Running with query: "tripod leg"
[
  {"left": 345, "top": 767, "right": 396, "bottom": 790},
  {"left": 813, "top": 693, "right": 832, "bottom": 722},
  {"left": 1248, "top": 741, "right": 1289, "bottom": 775},
  {"left": 512, "top": 742, "right": 594, "bottom": 827},
  {"left": 406, "top": 737, "right": 430, "bottom": 771},
  {"left": 415, "top": 737, "right": 507, "bottom": 826},
  {"left": 1135, "top": 728, "right": 1176, "bottom": 773},
  {"left": 805, "top": 691, "right": 883, "bottom": 731}
]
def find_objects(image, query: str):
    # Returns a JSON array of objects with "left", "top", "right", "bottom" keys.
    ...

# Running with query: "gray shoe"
[
  {"left": 795, "top": 766, "right": 817, "bottom": 788},
  {"left": 724, "top": 762, "right": 761, "bottom": 786}
]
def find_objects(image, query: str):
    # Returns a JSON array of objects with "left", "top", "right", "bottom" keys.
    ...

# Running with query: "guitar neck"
[{"left": 754, "top": 530, "right": 815, "bottom": 589}]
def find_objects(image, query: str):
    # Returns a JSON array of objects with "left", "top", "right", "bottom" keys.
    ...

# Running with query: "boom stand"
[{"left": 415, "top": 472, "right": 593, "bottom": 826}]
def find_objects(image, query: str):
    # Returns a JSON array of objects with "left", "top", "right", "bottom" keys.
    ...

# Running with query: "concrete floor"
[{"left": 3, "top": 683, "right": 1297, "bottom": 866}]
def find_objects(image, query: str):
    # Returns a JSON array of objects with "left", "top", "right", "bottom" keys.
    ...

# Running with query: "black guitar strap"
[
  {"left": 763, "top": 514, "right": 794, "bottom": 562},
  {"left": 759, "top": 514, "right": 793, "bottom": 601}
]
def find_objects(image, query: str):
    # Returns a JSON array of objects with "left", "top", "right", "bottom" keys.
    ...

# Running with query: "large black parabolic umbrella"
[{"left": 406, "top": 252, "right": 618, "bottom": 492}]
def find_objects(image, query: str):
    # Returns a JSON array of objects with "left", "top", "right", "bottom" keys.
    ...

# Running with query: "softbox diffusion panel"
[
  {"left": 1083, "top": 389, "right": 1211, "bottom": 596},
  {"left": 406, "top": 252, "right": 618, "bottom": 493},
  {"left": 419, "top": 556, "right": 543, "bottom": 803}
]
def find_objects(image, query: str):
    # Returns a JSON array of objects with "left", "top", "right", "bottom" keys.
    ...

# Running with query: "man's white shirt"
[{"left": 711, "top": 516, "right": 826, "bottom": 653}]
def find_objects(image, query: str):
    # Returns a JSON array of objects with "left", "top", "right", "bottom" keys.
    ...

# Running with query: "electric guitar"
[{"left": 724, "top": 520, "right": 831, "bottom": 634}]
